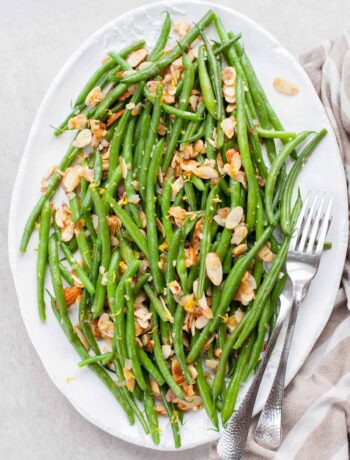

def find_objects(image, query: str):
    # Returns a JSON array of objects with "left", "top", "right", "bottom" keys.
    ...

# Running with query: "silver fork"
[
  {"left": 254, "top": 192, "right": 333, "bottom": 449},
  {"left": 217, "top": 192, "right": 332, "bottom": 460}
]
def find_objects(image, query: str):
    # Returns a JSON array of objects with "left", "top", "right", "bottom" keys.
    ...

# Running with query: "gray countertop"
[{"left": 1, "top": 1, "right": 349, "bottom": 458}]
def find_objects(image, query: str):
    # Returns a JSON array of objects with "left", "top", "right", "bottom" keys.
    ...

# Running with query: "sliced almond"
[
  {"left": 85, "top": 86, "right": 104, "bottom": 107},
  {"left": 72, "top": 129, "right": 92, "bottom": 148},
  {"left": 231, "top": 223, "right": 248, "bottom": 245},
  {"left": 68, "top": 113, "right": 87, "bottom": 130},
  {"left": 126, "top": 48, "right": 148, "bottom": 68},
  {"left": 226, "top": 206, "right": 244, "bottom": 229},
  {"left": 205, "top": 359, "right": 218, "bottom": 370},
  {"left": 205, "top": 252, "right": 223, "bottom": 286},
  {"left": 273, "top": 77, "right": 299, "bottom": 96},
  {"left": 63, "top": 286, "right": 82, "bottom": 306},
  {"left": 195, "top": 315, "right": 210, "bottom": 329},
  {"left": 221, "top": 117, "right": 236, "bottom": 139},
  {"left": 162, "top": 344, "right": 173, "bottom": 360},
  {"left": 258, "top": 244, "right": 274, "bottom": 262}
]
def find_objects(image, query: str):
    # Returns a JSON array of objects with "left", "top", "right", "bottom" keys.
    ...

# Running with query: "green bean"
[
  {"left": 134, "top": 105, "right": 151, "bottom": 173},
  {"left": 36, "top": 200, "right": 51, "bottom": 320},
  {"left": 165, "top": 225, "right": 183, "bottom": 314},
  {"left": 57, "top": 235, "right": 95, "bottom": 294},
  {"left": 78, "top": 351, "right": 114, "bottom": 367},
  {"left": 109, "top": 83, "right": 144, "bottom": 179},
  {"left": 196, "top": 358, "right": 219, "bottom": 429},
  {"left": 113, "top": 260, "right": 141, "bottom": 366},
  {"left": 181, "top": 102, "right": 206, "bottom": 143},
  {"left": 145, "top": 138, "right": 165, "bottom": 293},
  {"left": 202, "top": 29, "right": 224, "bottom": 127},
  {"left": 159, "top": 386, "right": 182, "bottom": 448},
  {"left": 196, "top": 185, "right": 219, "bottom": 299},
  {"left": 106, "top": 249, "right": 121, "bottom": 316},
  {"left": 59, "top": 262, "right": 74, "bottom": 286},
  {"left": 125, "top": 281, "right": 147, "bottom": 390},
  {"left": 280, "top": 129, "right": 327, "bottom": 234},
  {"left": 139, "top": 85, "right": 163, "bottom": 201},
  {"left": 187, "top": 226, "right": 274, "bottom": 363},
  {"left": 198, "top": 46, "right": 217, "bottom": 119},
  {"left": 179, "top": 123, "right": 205, "bottom": 144},
  {"left": 221, "top": 336, "right": 254, "bottom": 424},
  {"left": 144, "top": 86, "right": 200, "bottom": 121},
  {"left": 108, "top": 52, "right": 132, "bottom": 71},
  {"left": 144, "top": 387, "right": 160, "bottom": 445},
  {"left": 69, "top": 193, "right": 92, "bottom": 270},
  {"left": 20, "top": 145, "right": 80, "bottom": 252},
  {"left": 78, "top": 290, "right": 101, "bottom": 356},
  {"left": 132, "top": 273, "right": 150, "bottom": 296},
  {"left": 90, "top": 186, "right": 111, "bottom": 317},
  {"left": 122, "top": 117, "right": 142, "bottom": 227},
  {"left": 143, "top": 283, "right": 173, "bottom": 323},
  {"left": 106, "top": 194, "right": 149, "bottom": 257},
  {"left": 236, "top": 74, "right": 258, "bottom": 232},
  {"left": 161, "top": 176, "right": 173, "bottom": 244},
  {"left": 265, "top": 131, "right": 310, "bottom": 226},
  {"left": 256, "top": 127, "right": 296, "bottom": 139},
  {"left": 235, "top": 196, "right": 302, "bottom": 349},
  {"left": 162, "top": 51, "right": 195, "bottom": 172},
  {"left": 204, "top": 113, "right": 216, "bottom": 160},
  {"left": 215, "top": 181, "right": 241, "bottom": 261},
  {"left": 150, "top": 303, "right": 185, "bottom": 400},
  {"left": 121, "top": 10, "right": 216, "bottom": 85},
  {"left": 74, "top": 40, "right": 146, "bottom": 107},
  {"left": 149, "top": 11, "right": 171, "bottom": 61},
  {"left": 50, "top": 296, "right": 134, "bottom": 424},
  {"left": 104, "top": 165, "right": 122, "bottom": 198},
  {"left": 174, "top": 305, "right": 192, "bottom": 384},
  {"left": 137, "top": 347, "right": 165, "bottom": 386},
  {"left": 212, "top": 33, "right": 242, "bottom": 55},
  {"left": 245, "top": 104, "right": 269, "bottom": 180}
]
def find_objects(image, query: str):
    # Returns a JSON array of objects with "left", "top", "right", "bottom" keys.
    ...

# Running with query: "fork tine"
[
  {"left": 315, "top": 196, "right": 333, "bottom": 255},
  {"left": 298, "top": 192, "right": 319, "bottom": 253},
  {"left": 289, "top": 192, "right": 311, "bottom": 252},
  {"left": 306, "top": 194, "right": 326, "bottom": 255}
]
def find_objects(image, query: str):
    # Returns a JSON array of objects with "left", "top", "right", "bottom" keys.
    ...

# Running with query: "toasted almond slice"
[
  {"left": 226, "top": 206, "right": 244, "bottom": 229},
  {"left": 68, "top": 113, "right": 87, "bottom": 130},
  {"left": 74, "top": 324, "right": 90, "bottom": 350},
  {"left": 85, "top": 86, "right": 104, "bottom": 107},
  {"left": 171, "top": 359, "right": 186, "bottom": 384},
  {"left": 233, "top": 243, "right": 248, "bottom": 256},
  {"left": 195, "top": 315, "right": 210, "bottom": 329},
  {"left": 63, "top": 286, "right": 82, "bottom": 306},
  {"left": 205, "top": 359, "right": 218, "bottom": 370},
  {"left": 231, "top": 223, "right": 248, "bottom": 245},
  {"left": 221, "top": 117, "right": 236, "bottom": 139},
  {"left": 222, "top": 66, "right": 236, "bottom": 85},
  {"left": 205, "top": 252, "right": 223, "bottom": 286},
  {"left": 72, "top": 129, "right": 92, "bottom": 148},
  {"left": 162, "top": 344, "right": 173, "bottom": 360},
  {"left": 258, "top": 243, "right": 274, "bottom": 262},
  {"left": 193, "top": 165, "right": 218, "bottom": 180},
  {"left": 126, "top": 48, "right": 148, "bottom": 68},
  {"left": 273, "top": 77, "right": 299, "bottom": 96}
]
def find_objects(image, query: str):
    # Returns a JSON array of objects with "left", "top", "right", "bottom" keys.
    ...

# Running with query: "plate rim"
[{"left": 8, "top": 0, "right": 349, "bottom": 451}]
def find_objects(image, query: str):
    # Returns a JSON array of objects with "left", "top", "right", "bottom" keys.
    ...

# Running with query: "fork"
[
  {"left": 217, "top": 192, "right": 332, "bottom": 460},
  {"left": 254, "top": 192, "right": 333, "bottom": 450}
]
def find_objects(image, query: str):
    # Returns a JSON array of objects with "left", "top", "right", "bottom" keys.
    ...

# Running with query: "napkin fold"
[{"left": 209, "top": 28, "right": 350, "bottom": 460}]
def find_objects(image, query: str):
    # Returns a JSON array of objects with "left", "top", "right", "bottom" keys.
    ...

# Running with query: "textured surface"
[{"left": 2, "top": 0, "right": 350, "bottom": 459}]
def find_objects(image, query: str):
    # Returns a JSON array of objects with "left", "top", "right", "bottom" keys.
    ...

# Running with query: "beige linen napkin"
[{"left": 209, "top": 29, "right": 350, "bottom": 460}]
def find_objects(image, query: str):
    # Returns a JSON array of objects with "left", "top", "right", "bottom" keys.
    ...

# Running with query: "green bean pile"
[{"left": 20, "top": 9, "right": 327, "bottom": 447}]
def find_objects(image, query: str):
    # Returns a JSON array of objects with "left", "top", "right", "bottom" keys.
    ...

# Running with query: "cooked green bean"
[{"left": 36, "top": 200, "right": 52, "bottom": 320}]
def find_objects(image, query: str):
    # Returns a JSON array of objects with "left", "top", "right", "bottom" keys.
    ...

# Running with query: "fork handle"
[
  {"left": 254, "top": 285, "right": 303, "bottom": 449},
  {"left": 216, "top": 304, "right": 290, "bottom": 460}
]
